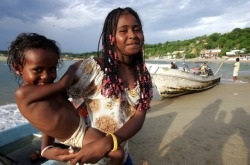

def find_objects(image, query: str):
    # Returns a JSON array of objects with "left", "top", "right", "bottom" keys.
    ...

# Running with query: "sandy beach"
[{"left": 130, "top": 82, "right": 250, "bottom": 165}]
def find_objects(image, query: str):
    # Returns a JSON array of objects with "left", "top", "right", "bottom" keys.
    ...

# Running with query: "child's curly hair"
[{"left": 7, "top": 33, "right": 62, "bottom": 85}]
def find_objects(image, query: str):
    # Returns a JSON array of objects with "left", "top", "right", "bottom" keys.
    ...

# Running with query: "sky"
[{"left": 0, "top": 0, "right": 250, "bottom": 53}]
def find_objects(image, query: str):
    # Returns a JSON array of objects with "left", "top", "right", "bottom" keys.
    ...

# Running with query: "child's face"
[
  {"left": 20, "top": 48, "right": 58, "bottom": 86},
  {"left": 115, "top": 13, "right": 143, "bottom": 58}
]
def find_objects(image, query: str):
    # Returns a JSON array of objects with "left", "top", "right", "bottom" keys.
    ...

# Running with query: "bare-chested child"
[{"left": 7, "top": 32, "right": 124, "bottom": 165}]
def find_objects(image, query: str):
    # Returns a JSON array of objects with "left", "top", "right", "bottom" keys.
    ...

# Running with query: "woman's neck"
[{"left": 117, "top": 60, "right": 134, "bottom": 66}]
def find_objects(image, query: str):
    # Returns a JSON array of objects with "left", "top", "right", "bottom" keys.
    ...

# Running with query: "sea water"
[
  {"left": 0, "top": 61, "right": 72, "bottom": 130},
  {"left": 0, "top": 60, "right": 250, "bottom": 131}
]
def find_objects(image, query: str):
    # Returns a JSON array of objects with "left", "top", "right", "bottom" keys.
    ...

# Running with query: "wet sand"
[{"left": 130, "top": 82, "right": 250, "bottom": 165}]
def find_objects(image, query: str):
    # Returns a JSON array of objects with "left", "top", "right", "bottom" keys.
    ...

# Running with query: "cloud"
[{"left": 0, "top": 0, "right": 249, "bottom": 53}]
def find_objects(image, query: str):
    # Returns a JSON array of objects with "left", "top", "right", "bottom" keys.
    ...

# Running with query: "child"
[
  {"left": 44, "top": 7, "right": 153, "bottom": 165},
  {"left": 7, "top": 32, "right": 124, "bottom": 165}
]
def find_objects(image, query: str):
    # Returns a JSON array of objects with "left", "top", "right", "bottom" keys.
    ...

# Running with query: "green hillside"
[{"left": 144, "top": 27, "right": 250, "bottom": 59}]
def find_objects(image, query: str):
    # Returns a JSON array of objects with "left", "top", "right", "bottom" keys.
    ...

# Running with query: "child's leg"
[{"left": 82, "top": 126, "right": 105, "bottom": 145}]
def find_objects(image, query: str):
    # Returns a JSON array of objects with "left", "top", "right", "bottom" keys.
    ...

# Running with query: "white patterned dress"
[{"left": 67, "top": 56, "right": 140, "bottom": 165}]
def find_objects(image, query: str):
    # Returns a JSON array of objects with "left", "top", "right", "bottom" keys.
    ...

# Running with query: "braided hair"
[
  {"left": 98, "top": 7, "right": 153, "bottom": 111},
  {"left": 7, "top": 33, "right": 62, "bottom": 85}
]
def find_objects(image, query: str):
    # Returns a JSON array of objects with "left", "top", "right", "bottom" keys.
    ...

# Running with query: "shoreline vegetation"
[{"left": 1, "top": 54, "right": 250, "bottom": 63}]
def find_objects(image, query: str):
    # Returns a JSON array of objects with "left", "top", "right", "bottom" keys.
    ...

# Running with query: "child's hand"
[
  {"left": 61, "top": 61, "right": 83, "bottom": 87},
  {"left": 70, "top": 138, "right": 109, "bottom": 164},
  {"left": 42, "top": 147, "right": 77, "bottom": 162},
  {"left": 66, "top": 60, "right": 82, "bottom": 75},
  {"left": 68, "top": 61, "right": 83, "bottom": 84}
]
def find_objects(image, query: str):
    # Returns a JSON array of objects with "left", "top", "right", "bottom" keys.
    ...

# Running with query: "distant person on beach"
[
  {"left": 41, "top": 7, "right": 153, "bottom": 165},
  {"left": 7, "top": 33, "right": 124, "bottom": 165},
  {"left": 233, "top": 58, "right": 240, "bottom": 82}
]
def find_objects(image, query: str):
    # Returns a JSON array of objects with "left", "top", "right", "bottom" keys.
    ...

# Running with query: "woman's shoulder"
[
  {"left": 93, "top": 57, "right": 104, "bottom": 70},
  {"left": 77, "top": 56, "right": 104, "bottom": 73},
  {"left": 80, "top": 56, "right": 103, "bottom": 67}
]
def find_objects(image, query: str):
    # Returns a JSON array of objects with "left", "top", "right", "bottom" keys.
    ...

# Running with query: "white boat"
[
  {"left": 0, "top": 124, "right": 44, "bottom": 164},
  {"left": 0, "top": 124, "right": 69, "bottom": 165},
  {"left": 146, "top": 63, "right": 221, "bottom": 98}
]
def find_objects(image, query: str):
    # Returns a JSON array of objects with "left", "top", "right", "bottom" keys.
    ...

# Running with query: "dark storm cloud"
[
  {"left": 0, "top": 0, "right": 249, "bottom": 52},
  {"left": 0, "top": 0, "right": 67, "bottom": 22}
]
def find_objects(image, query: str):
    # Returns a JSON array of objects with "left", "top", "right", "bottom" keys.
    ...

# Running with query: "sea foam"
[{"left": 0, "top": 103, "right": 28, "bottom": 131}]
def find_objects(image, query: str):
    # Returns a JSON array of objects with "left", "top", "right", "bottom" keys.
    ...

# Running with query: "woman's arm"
[{"left": 115, "top": 103, "right": 146, "bottom": 143}]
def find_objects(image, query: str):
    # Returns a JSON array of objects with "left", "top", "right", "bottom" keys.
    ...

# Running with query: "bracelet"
[
  {"left": 106, "top": 133, "right": 118, "bottom": 151},
  {"left": 41, "top": 145, "right": 54, "bottom": 157}
]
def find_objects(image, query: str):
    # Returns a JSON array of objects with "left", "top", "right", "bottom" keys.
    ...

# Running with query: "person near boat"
[
  {"left": 233, "top": 57, "right": 240, "bottom": 82},
  {"left": 191, "top": 63, "right": 213, "bottom": 76},
  {"left": 170, "top": 61, "right": 178, "bottom": 69},
  {"left": 199, "top": 63, "right": 207, "bottom": 74}
]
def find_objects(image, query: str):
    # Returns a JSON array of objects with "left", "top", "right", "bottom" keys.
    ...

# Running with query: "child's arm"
[
  {"left": 16, "top": 61, "right": 82, "bottom": 103},
  {"left": 41, "top": 133, "right": 55, "bottom": 153},
  {"left": 41, "top": 133, "right": 77, "bottom": 161}
]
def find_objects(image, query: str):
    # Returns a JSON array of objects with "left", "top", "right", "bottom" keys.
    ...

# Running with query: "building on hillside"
[
  {"left": 225, "top": 49, "right": 249, "bottom": 60},
  {"left": 226, "top": 50, "right": 240, "bottom": 56},
  {"left": 200, "top": 49, "right": 221, "bottom": 58}
]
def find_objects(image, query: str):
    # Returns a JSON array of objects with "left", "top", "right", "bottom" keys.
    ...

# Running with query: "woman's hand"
[{"left": 42, "top": 147, "right": 77, "bottom": 162}]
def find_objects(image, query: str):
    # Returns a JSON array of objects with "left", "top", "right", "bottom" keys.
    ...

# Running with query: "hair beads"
[{"left": 137, "top": 64, "right": 153, "bottom": 110}]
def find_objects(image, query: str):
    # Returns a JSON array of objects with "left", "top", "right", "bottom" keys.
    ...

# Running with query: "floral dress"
[{"left": 67, "top": 56, "right": 140, "bottom": 165}]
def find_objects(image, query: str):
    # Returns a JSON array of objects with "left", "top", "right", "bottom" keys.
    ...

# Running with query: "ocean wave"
[{"left": 0, "top": 103, "right": 28, "bottom": 131}]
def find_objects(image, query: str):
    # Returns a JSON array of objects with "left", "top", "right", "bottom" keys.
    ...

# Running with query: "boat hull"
[{"left": 147, "top": 64, "right": 221, "bottom": 98}]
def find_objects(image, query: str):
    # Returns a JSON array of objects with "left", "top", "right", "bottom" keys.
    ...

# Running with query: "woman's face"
[{"left": 115, "top": 13, "right": 143, "bottom": 60}]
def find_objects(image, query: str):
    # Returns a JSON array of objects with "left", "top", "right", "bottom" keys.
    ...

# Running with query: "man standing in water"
[{"left": 233, "top": 58, "right": 240, "bottom": 82}]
